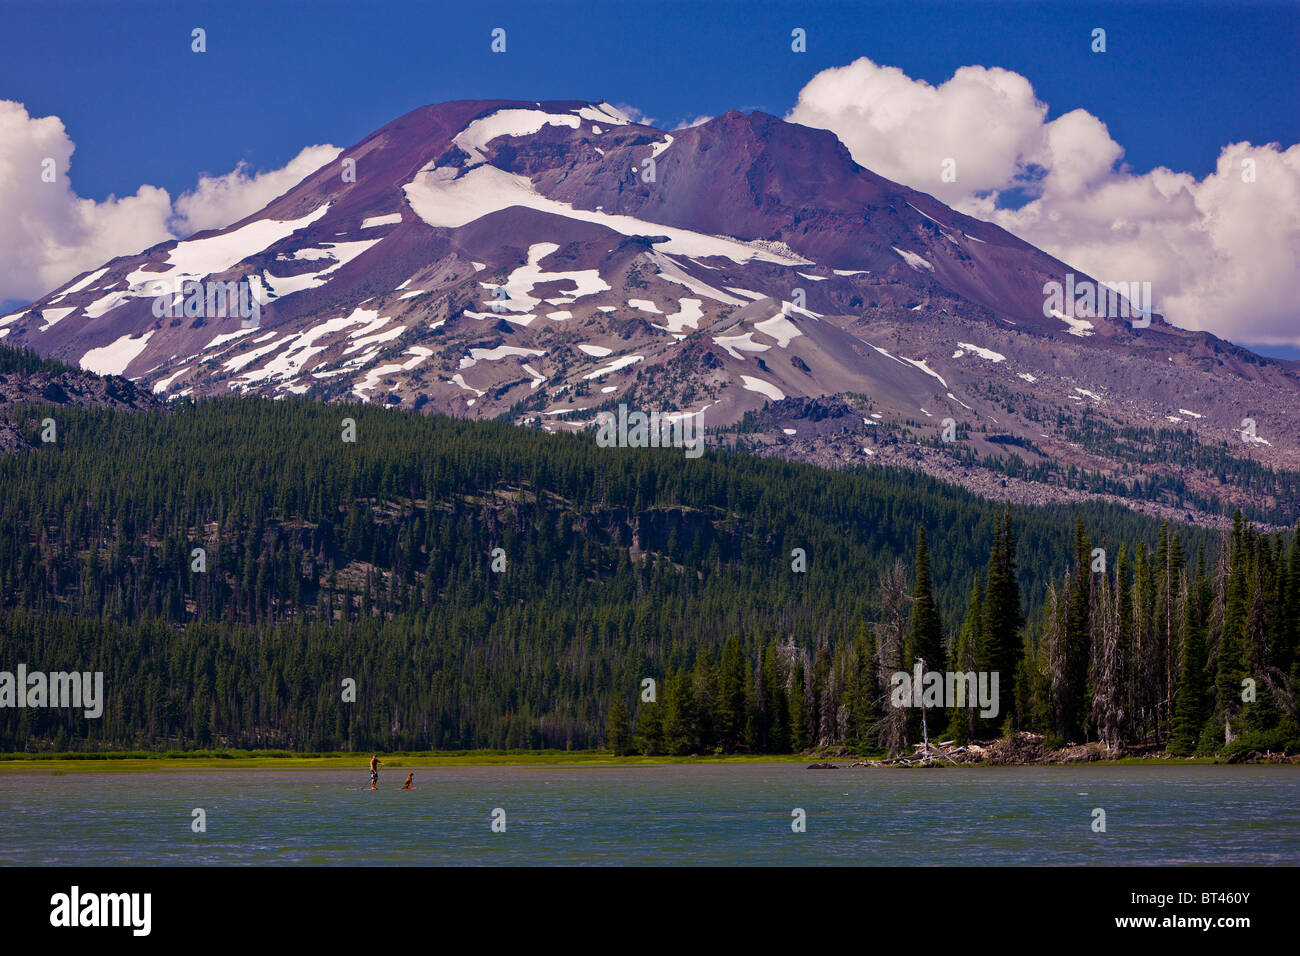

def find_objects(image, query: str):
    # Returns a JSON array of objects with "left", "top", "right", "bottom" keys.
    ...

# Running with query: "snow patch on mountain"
[
  {"left": 899, "top": 356, "right": 948, "bottom": 387},
  {"left": 454, "top": 109, "right": 581, "bottom": 165},
  {"left": 480, "top": 241, "right": 610, "bottom": 313},
  {"left": 83, "top": 289, "right": 130, "bottom": 319},
  {"left": 345, "top": 325, "right": 405, "bottom": 354},
  {"left": 1050, "top": 308, "right": 1095, "bottom": 337},
  {"left": 956, "top": 342, "right": 1005, "bottom": 362},
  {"left": 47, "top": 267, "right": 109, "bottom": 304},
  {"left": 459, "top": 345, "right": 545, "bottom": 369},
  {"left": 450, "top": 373, "right": 485, "bottom": 396},
  {"left": 753, "top": 313, "right": 802, "bottom": 348},
  {"left": 739, "top": 375, "right": 785, "bottom": 401},
  {"left": 403, "top": 164, "right": 806, "bottom": 265},
  {"left": 153, "top": 367, "right": 189, "bottom": 393},
  {"left": 79, "top": 331, "right": 155, "bottom": 376},
  {"left": 352, "top": 349, "right": 431, "bottom": 401},
  {"left": 714, "top": 332, "right": 771, "bottom": 360},
  {"left": 646, "top": 252, "right": 745, "bottom": 305},
  {"left": 654, "top": 298, "right": 703, "bottom": 334},
  {"left": 126, "top": 203, "right": 331, "bottom": 291},
  {"left": 891, "top": 247, "right": 934, "bottom": 272},
  {"left": 573, "top": 103, "right": 630, "bottom": 126},
  {"left": 203, "top": 327, "right": 260, "bottom": 352},
  {"left": 39, "top": 307, "right": 76, "bottom": 331},
  {"left": 264, "top": 239, "right": 384, "bottom": 299},
  {"left": 907, "top": 203, "right": 947, "bottom": 228},
  {"left": 583, "top": 355, "right": 643, "bottom": 379}
]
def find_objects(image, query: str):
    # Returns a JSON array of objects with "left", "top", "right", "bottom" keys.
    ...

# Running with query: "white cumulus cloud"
[
  {"left": 171, "top": 145, "right": 342, "bottom": 235},
  {"left": 0, "top": 99, "right": 339, "bottom": 306},
  {"left": 788, "top": 58, "right": 1300, "bottom": 347},
  {"left": 613, "top": 104, "right": 657, "bottom": 128}
]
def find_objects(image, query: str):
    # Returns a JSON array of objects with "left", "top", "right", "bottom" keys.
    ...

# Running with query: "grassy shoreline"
[
  {"left": 0, "top": 750, "right": 813, "bottom": 773},
  {"left": 0, "top": 749, "right": 1257, "bottom": 772}
]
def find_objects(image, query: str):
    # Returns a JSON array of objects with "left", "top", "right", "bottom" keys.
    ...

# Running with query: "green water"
[{"left": 1, "top": 764, "right": 1296, "bottom": 865}]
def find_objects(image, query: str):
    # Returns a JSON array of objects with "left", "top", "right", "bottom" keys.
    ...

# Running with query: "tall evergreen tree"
[
  {"left": 1216, "top": 512, "right": 1249, "bottom": 746},
  {"left": 946, "top": 582, "right": 984, "bottom": 744},
  {"left": 635, "top": 695, "right": 664, "bottom": 756},
  {"left": 606, "top": 694, "right": 632, "bottom": 755},
  {"left": 1169, "top": 585, "right": 1207, "bottom": 756},
  {"left": 980, "top": 507, "right": 1023, "bottom": 734},
  {"left": 717, "top": 636, "right": 748, "bottom": 753},
  {"left": 790, "top": 657, "right": 808, "bottom": 752},
  {"left": 905, "top": 528, "right": 945, "bottom": 671},
  {"left": 661, "top": 667, "right": 698, "bottom": 756}
]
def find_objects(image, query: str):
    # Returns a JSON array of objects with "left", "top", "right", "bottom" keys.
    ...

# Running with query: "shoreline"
[
  {"left": 0, "top": 749, "right": 1290, "bottom": 773},
  {"left": 0, "top": 752, "right": 811, "bottom": 773}
]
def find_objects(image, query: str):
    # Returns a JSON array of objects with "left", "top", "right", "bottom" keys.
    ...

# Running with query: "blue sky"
[
  {"left": 2, "top": 0, "right": 1295, "bottom": 200},
  {"left": 1, "top": 0, "right": 1297, "bottom": 353}
]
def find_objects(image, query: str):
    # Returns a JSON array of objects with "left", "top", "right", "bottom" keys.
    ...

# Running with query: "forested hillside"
[{"left": 0, "top": 395, "right": 1294, "bottom": 755}]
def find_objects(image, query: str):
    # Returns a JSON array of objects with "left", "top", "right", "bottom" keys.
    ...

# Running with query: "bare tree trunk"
[
  {"left": 1046, "top": 582, "right": 1067, "bottom": 739},
  {"left": 871, "top": 558, "right": 910, "bottom": 756},
  {"left": 1090, "top": 572, "right": 1124, "bottom": 751}
]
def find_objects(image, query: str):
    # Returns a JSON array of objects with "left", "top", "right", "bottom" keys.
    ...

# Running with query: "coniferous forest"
[{"left": 0, "top": 395, "right": 1296, "bottom": 757}]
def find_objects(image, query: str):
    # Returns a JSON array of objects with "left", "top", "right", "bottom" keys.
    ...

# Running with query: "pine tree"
[
  {"left": 1063, "top": 517, "right": 1093, "bottom": 741},
  {"left": 1169, "top": 585, "right": 1207, "bottom": 756},
  {"left": 717, "top": 636, "right": 748, "bottom": 753},
  {"left": 1216, "top": 512, "right": 1249, "bottom": 746},
  {"left": 606, "top": 694, "right": 632, "bottom": 755},
  {"left": 980, "top": 508, "right": 1023, "bottom": 734},
  {"left": 635, "top": 695, "right": 664, "bottom": 755},
  {"left": 790, "top": 657, "right": 808, "bottom": 752},
  {"left": 904, "top": 528, "right": 943, "bottom": 741},
  {"left": 661, "top": 667, "right": 698, "bottom": 755},
  {"left": 691, "top": 646, "right": 719, "bottom": 753},
  {"left": 762, "top": 641, "right": 791, "bottom": 753},
  {"left": 946, "top": 582, "right": 984, "bottom": 744},
  {"left": 906, "top": 528, "right": 945, "bottom": 670}
]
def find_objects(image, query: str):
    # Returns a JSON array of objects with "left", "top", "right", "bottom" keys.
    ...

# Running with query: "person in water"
[
  {"left": 402, "top": 772, "right": 414, "bottom": 790},
  {"left": 369, "top": 754, "right": 382, "bottom": 789}
]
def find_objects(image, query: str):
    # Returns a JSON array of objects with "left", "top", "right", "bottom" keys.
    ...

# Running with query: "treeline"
[
  {"left": 3, "top": 395, "right": 1289, "bottom": 755},
  {"left": 0, "top": 343, "right": 78, "bottom": 375},
  {"left": 614, "top": 514, "right": 1300, "bottom": 757}
]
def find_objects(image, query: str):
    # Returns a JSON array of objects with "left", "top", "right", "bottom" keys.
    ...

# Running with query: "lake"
[{"left": 1, "top": 763, "right": 1296, "bottom": 865}]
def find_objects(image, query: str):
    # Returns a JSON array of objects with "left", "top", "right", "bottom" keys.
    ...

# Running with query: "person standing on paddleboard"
[
  {"left": 403, "top": 772, "right": 414, "bottom": 790},
  {"left": 369, "top": 754, "right": 382, "bottom": 789}
]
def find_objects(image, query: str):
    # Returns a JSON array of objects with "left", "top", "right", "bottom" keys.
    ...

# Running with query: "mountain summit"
[{"left": 3, "top": 99, "right": 1296, "bottom": 525}]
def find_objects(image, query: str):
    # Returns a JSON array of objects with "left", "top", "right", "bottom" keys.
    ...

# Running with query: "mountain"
[{"left": 3, "top": 99, "right": 1297, "bottom": 525}]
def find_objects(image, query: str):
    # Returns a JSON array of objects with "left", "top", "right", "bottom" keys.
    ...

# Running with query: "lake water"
[{"left": 1, "top": 764, "right": 1297, "bottom": 865}]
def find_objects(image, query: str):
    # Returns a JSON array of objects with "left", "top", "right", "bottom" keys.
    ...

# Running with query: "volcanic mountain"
[{"left": 3, "top": 99, "right": 1297, "bottom": 525}]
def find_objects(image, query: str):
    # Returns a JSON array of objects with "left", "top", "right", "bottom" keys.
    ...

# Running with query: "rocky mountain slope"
[{"left": 2, "top": 99, "right": 1296, "bottom": 525}]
